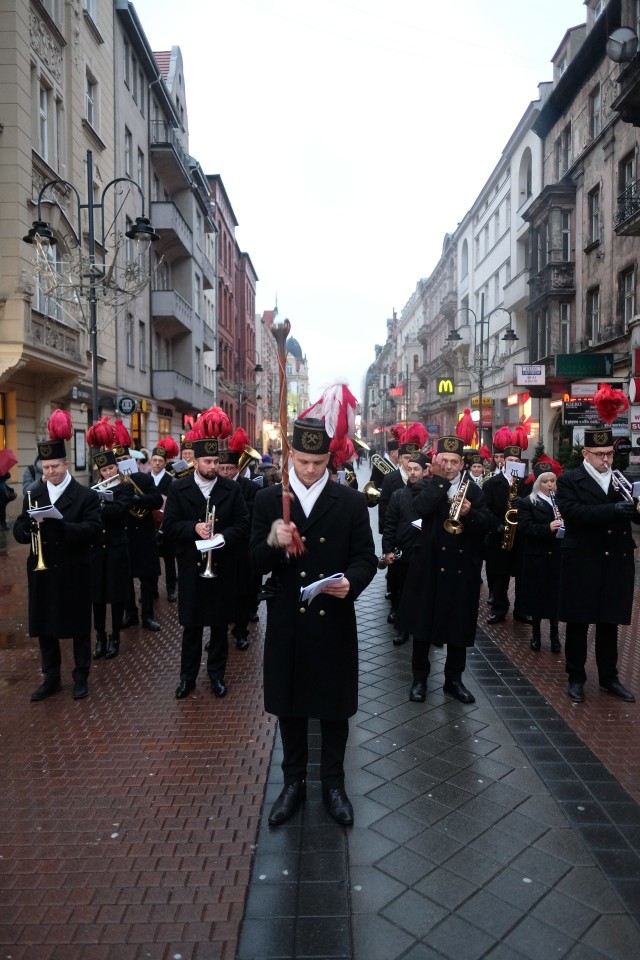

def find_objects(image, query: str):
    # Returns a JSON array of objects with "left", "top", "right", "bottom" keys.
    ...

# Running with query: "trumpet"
[
  {"left": 611, "top": 469, "right": 637, "bottom": 505},
  {"left": 200, "top": 504, "right": 217, "bottom": 579},
  {"left": 443, "top": 476, "right": 471, "bottom": 535},
  {"left": 27, "top": 491, "right": 47, "bottom": 572},
  {"left": 120, "top": 469, "right": 150, "bottom": 519}
]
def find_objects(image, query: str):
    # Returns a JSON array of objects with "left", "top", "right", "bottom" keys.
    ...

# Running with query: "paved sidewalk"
[{"left": 2, "top": 466, "right": 640, "bottom": 959}]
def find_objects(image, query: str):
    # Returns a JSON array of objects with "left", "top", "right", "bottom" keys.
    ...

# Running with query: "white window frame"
[{"left": 86, "top": 70, "right": 97, "bottom": 128}]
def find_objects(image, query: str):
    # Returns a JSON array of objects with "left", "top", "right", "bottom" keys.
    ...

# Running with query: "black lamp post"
[
  {"left": 215, "top": 349, "right": 263, "bottom": 426},
  {"left": 445, "top": 299, "right": 519, "bottom": 447},
  {"left": 23, "top": 148, "right": 159, "bottom": 420}
]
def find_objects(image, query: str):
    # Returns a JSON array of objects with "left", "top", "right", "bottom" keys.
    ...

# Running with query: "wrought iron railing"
[{"left": 615, "top": 179, "right": 640, "bottom": 226}]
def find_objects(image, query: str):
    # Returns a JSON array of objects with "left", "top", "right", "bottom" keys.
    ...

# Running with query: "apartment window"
[
  {"left": 38, "top": 82, "right": 50, "bottom": 162},
  {"left": 483, "top": 223, "right": 489, "bottom": 254},
  {"left": 126, "top": 314, "right": 134, "bottom": 367},
  {"left": 620, "top": 268, "right": 635, "bottom": 325},
  {"left": 136, "top": 148, "right": 144, "bottom": 191},
  {"left": 195, "top": 347, "right": 201, "bottom": 385},
  {"left": 84, "top": 0, "right": 97, "bottom": 20},
  {"left": 586, "top": 287, "right": 600, "bottom": 342},
  {"left": 124, "top": 128, "right": 132, "bottom": 177},
  {"left": 132, "top": 58, "right": 138, "bottom": 103},
  {"left": 555, "top": 125, "right": 571, "bottom": 179},
  {"left": 153, "top": 174, "right": 160, "bottom": 202},
  {"left": 194, "top": 274, "right": 201, "bottom": 316},
  {"left": 593, "top": 0, "right": 605, "bottom": 17},
  {"left": 588, "top": 186, "right": 601, "bottom": 244},
  {"left": 561, "top": 212, "right": 571, "bottom": 261},
  {"left": 139, "top": 320, "right": 146, "bottom": 371},
  {"left": 589, "top": 86, "right": 601, "bottom": 139},
  {"left": 531, "top": 221, "right": 547, "bottom": 273},
  {"left": 493, "top": 210, "right": 500, "bottom": 243},
  {"left": 461, "top": 240, "right": 469, "bottom": 278},
  {"left": 85, "top": 70, "right": 97, "bottom": 127},
  {"left": 124, "top": 38, "right": 130, "bottom": 88},
  {"left": 557, "top": 56, "right": 567, "bottom": 76},
  {"left": 619, "top": 152, "right": 635, "bottom": 193},
  {"left": 36, "top": 246, "right": 62, "bottom": 321},
  {"left": 474, "top": 236, "right": 480, "bottom": 265},
  {"left": 531, "top": 310, "right": 550, "bottom": 360},
  {"left": 125, "top": 217, "right": 134, "bottom": 264},
  {"left": 560, "top": 303, "right": 571, "bottom": 353},
  {"left": 139, "top": 70, "right": 145, "bottom": 115}
]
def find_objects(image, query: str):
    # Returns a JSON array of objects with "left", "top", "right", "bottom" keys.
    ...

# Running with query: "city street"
[{"left": 1, "top": 462, "right": 639, "bottom": 959}]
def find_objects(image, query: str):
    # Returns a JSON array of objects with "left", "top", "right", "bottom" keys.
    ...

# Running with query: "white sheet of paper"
[
  {"left": 505, "top": 461, "right": 525, "bottom": 479},
  {"left": 411, "top": 519, "right": 422, "bottom": 529},
  {"left": 27, "top": 505, "right": 63, "bottom": 520},
  {"left": 117, "top": 457, "right": 138, "bottom": 475},
  {"left": 299, "top": 572, "right": 344, "bottom": 604},
  {"left": 195, "top": 533, "right": 225, "bottom": 552},
  {"left": 172, "top": 458, "right": 189, "bottom": 474}
]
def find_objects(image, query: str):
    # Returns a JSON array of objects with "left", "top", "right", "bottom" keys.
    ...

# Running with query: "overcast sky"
[{"left": 133, "top": 0, "right": 588, "bottom": 402}]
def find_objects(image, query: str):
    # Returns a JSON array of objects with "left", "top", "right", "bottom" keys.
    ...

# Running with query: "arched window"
[
  {"left": 519, "top": 148, "right": 533, "bottom": 200},
  {"left": 460, "top": 239, "right": 469, "bottom": 279}
]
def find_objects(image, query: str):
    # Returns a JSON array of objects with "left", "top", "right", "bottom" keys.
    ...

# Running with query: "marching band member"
[
  {"left": 556, "top": 427, "right": 637, "bottom": 703},
  {"left": 90, "top": 445, "right": 135, "bottom": 660},
  {"left": 517, "top": 459, "right": 563, "bottom": 653},
  {"left": 13, "top": 411, "right": 101, "bottom": 701},
  {"left": 399, "top": 436, "right": 494, "bottom": 705},
  {"left": 163, "top": 411, "right": 250, "bottom": 700},
  {"left": 250, "top": 401, "right": 376, "bottom": 827},
  {"left": 150, "top": 439, "right": 177, "bottom": 603},
  {"left": 367, "top": 428, "right": 400, "bottom": 492}
]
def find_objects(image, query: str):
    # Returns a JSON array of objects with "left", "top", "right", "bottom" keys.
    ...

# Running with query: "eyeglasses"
[{"left": 588, "top": 451, "right": 613, "bottom": 459}]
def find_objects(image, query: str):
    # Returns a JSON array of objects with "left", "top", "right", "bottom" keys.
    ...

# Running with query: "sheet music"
[
  {"left": 300, "top": 572, "right": 344, "bottom": 604},
  {"left": 195, "top": 533, "right": 225, "bottom": 552},
  {"left": 27, "top": 505, "right": 63, "bottom": 521}
]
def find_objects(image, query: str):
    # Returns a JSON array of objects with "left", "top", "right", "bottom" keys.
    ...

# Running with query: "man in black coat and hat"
[
  {"left": 250, "top": 414, "right": 376, "bottom": 827},
  {"left": 556, "top": 427, "right": 637, "bottom": 703}
]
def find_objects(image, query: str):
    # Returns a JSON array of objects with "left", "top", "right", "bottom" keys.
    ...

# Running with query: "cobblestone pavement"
[{"left": 1, "top": 467, "right": 640, "bottom": 959}]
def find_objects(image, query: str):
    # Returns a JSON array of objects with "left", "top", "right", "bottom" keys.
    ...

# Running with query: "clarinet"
[{"left": 549, "top": 492, "right": 565, "bottom": 538}]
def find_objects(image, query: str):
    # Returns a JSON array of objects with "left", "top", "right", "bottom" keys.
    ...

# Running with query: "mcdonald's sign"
[{"left": 437, "top": 378, "right": 455, "bottom": 395}]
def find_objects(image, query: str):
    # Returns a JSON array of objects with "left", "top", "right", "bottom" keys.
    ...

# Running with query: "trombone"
[
  {"left": 27, "top": 491, "right": 47, "bottom": 572},
  {"left": 200, "top": 504, "right": 217, "bottom": 579}
]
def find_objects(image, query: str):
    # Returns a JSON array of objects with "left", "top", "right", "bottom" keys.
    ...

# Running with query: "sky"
[{"left": 132, "top": 0, "right": 588, "bottom": 403}]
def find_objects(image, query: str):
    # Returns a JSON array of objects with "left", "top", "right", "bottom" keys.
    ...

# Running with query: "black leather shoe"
[
  {"left": 268, "top": 781, "right": 306, "bottom": 826},
  {"left": 409, "top": 680, "right": 426, "bottom": 702},
  {"left": 211, "top": 679, "right": 227, "bottom": 697},
  {"left": 443, "top": 680, "right": 476, "bottom": 704},
  {"left": 31, "top": 680, "right": 62, "bottom": 702},
  {"left": 513, "top": 613, "right": 533, "bottom": 624},
  {"left": 235, "top": 637, "right": 250, "bottom": 651},
  {"left": 487, "top": 612, "right": 506, "bottom": 624},
  {"left": 600, "top": 680, "right": 635, "bottom": 702},
  {"left": 386, "top": 610, "right": 396, "bottom": 624},
  {"left": 105, "top": 634, "right": 120, "bottom": 659},
  {"left": 72, "top": 678, "right": 89, "bottom": 700},
  {"left": 248, "top": 612, "right": 260, "bottom": 623},
  {"left": 175, "top": 680, "right": 195, "bottom": 699},
  {"left": 94, "top": 632, "right": 107, "bottom": 659},
  {"left": 167, "top": 589, "right": 177, "bottom": 603},
  {"left": 142, "top": 618, "right": 161, "bottom": 632},
  {"left": 393, "top": 632, "right": 409, "bottom": 646},
  {"left": 568, "top": 681, "right": 585, "bottom": 702},
  {"left": 121, "top": 613, "right": 139, "bottom": 629},
  {"left": 550, "top": 638, "right": 562, "bottom": 653},
  {"left": 323, "top": 786, "right": 354, "bottom": 826}
]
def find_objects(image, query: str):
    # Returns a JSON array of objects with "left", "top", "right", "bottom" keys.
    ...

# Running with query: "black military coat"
[
  {"left": 399, "top": 476, "right": 494, "bottom": 647},
  {"left": 124, "top": 470, "right": 163, "bottom": 578},
  {"left": 482, "top": 471, "right": 525, "bottom": 571},
  {"left": 555, "top": 464, "right": 639, "bottom": 624},
  {"left": 90, "top": 480, "right": 134, "bottom": 604},
  {"left": 381, "top": 484, "right": 422, "bottom": 560},
  {"left": 250, "top": 479, "right": 377, "bottom": 720},
  {"left": 163, "top": 474, "right": 250, "bottom": 627},
  {"left": 13, "top": 478, "right": 102, "bottom": 637},
  {"left": 516, "top": 495, "right": 561, "bottom": 621},
  {"left": 378, "top": 468, "right": 406, "bottom": 534}
]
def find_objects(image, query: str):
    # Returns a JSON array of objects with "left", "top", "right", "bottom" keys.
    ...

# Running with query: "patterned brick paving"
[{"left": 0, "top": 526, "right": 275, "bottom": 960}]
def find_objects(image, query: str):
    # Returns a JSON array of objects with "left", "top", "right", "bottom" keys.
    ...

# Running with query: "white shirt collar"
[
  {"left": 152, "top": 468, "right": 166, "bottom": 486},
  {"left": 289, "top": 467, "right": 329, "bottom": 517},
  {"left": 47, "top": 470, "right": 72, "bottom": 504}
]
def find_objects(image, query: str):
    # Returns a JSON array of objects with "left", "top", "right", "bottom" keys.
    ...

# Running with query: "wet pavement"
[{"left": 1, "top": 465, "right": 639, "bottom": 958}]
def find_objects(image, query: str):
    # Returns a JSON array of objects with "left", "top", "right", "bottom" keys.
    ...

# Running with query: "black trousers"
[
  {"left": 389, "top": 560, "right": 410, "bottom": 613},
  {"left": 93, "top": 602, "right": 125, "bottom": 635},
  {"left": 159, "top": 541, "right": 177, "bottom": 594},
  {"left": 278, "top": 715, "right": 349, "bottom": 788},
  {"left": 180, "top": 624, "right": 228, "bottom": 683},
  {"left": 39, "top": 634, "right": 91, "bottom": 683},
  {"left": 412, "top": 640, "right": 467, "bottom": 683},
  {"left": 126, "top": 577, "right": 155, "bottom": 620},
  {"left": 565, "top": 622, "right": 618, "bottom": 685}
]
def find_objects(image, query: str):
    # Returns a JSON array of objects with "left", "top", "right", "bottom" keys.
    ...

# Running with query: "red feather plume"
[
  {"left": 229, "top": 427, "right": 250, "bottom": 454},
  {"left": 199, "top": 406, "right": 233, "bottom": 439},
  {"left": 113, "top": 419, "right": 133, "bottom": 447},
  {"left": 184, "top": 427, "right": 202, "bottom": 442},
  {"left": 455, "top": 408, "right": 477, "bottom": 445},
  {"left": 593, "top": 383, "right": 630, "bottom": 425},
  {"left": 86, "top": 417, "right": 116, "bottom": 449},
  {"left": 492, "top": 426, "right": 513, "bottom": 451},
  {"left": 478, "top": 444, "right": 492, "bottom": 461},
  {"left": 388, "top": 423, "right": 404, "bottom": 442},
  {"left": 157, "top": 436, "right": 179, "bottom": 459},
  {"left": 512, "top": 423, "right": 529, "bottom": 451},
  {"left": 330, "top": 436, "right": 355, "bottom": 467},
  {"left": 48, "top": 409, "right": 73, "bottom": 441},
  {"left": 401, "top": 422, "right": 429, "bottom": 449}
]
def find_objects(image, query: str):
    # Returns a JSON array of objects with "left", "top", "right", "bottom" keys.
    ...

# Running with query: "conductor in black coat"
[
  {"left": 399, "top": 436, "right": 495, "bottom": 705},
  {"left": 13, "top": 437, "right": 101, "bottom": 701},
  {"left": 163, "top": 437, "right": 250, "bottom": 700},
  {"left": 250, "top": 417, "right": 376, "bottom": 827},
  {"left": 555, "top": 427, "right": 637, "bottom": 704}
]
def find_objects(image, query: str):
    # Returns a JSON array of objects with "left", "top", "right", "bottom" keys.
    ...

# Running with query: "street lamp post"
[
  {"left": 23, "top": 148, "right": 159, "bottom": 420},
  {"left": 445, "top": 297, "right": 519, "bottom": 447},
  {"left": 215, "top": 349, "right": 263, "bottom": 442}
]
